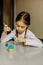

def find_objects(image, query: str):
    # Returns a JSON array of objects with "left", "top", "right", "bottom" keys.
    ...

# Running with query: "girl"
[{"left": 1, "top": 11, "right": 43, "bottom": 47}]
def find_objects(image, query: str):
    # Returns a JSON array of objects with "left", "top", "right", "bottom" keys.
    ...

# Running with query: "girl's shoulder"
[
  {"left": 26, "top": 29, "right": 36, "bottom": 37},
  {"left": 27, "top": 29, "right": 33, "bottom": 34}
]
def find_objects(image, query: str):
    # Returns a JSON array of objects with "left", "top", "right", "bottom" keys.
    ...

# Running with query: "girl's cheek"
[
  {"left": 22, "top": 28, "right": 26, "bottom": 31},
  {"left": 16, "top": 27, "right": 18, "bottom": 30}
]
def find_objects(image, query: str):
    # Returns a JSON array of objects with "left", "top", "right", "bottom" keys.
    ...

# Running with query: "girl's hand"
[
  {"left": 4, "top": 24, "right": 11, "bottom": 32},
  {"left": 16, "top": 37, "right": 26, "bottom": 43}
]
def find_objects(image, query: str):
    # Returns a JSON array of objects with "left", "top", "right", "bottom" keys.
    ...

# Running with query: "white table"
[{"left": 0, "top": 41, "right": 43, "bottom": 65}]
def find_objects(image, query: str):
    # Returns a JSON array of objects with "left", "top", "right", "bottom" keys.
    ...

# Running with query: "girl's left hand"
[{"left": 16, "top": 37, "right": 26, "bottom": 43}]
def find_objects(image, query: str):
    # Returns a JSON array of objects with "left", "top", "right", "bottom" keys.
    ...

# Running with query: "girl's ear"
[
  {"left": 26, "top": 25, "right": 28, "bottom": 29},
  {"left": 25, "top": 27, "right": 27, "bottom": 30}
]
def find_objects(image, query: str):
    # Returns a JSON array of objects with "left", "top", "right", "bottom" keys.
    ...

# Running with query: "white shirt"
[{"left": 1, "top": 29, "right": 43, "bottom": 47}]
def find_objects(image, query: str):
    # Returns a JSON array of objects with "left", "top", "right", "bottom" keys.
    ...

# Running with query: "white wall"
[{"left": 14, "top": 0, "right": 43, "bottom": 39}]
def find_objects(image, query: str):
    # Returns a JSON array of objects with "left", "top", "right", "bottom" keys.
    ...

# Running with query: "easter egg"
[{"left": 8, "top": 45, "right": 14, "bottom": 52}]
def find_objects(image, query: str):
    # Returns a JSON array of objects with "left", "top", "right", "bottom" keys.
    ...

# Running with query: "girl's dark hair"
[{"left": 16, "top": 11, "right": 30, "bottom": 25}]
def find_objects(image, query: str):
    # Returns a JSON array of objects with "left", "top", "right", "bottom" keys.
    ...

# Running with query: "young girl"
[{"left": 1, "top": 11, "right": 43, "bottom": 47}]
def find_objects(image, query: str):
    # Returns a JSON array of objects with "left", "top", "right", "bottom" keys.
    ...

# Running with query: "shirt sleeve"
[
  {"left": 25, "top": 30, "right": 43, "bottom": 47},
  {"left": 1, "top": 30, "right": 16, "bottom": 43}
]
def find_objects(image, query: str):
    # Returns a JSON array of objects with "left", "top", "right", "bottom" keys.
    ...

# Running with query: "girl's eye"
[
  {"left": 21, "top": 26, "right": 24, "bottom": 28},
  {"left": 17, "top": 25, "right": 20, "bottom": 27}
]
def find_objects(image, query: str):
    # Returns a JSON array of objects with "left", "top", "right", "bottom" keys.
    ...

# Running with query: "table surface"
[{"left": 0, "top": 41, "right": 43, "bottom": 65}]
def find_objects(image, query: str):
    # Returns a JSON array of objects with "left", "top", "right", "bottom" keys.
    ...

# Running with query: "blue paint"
[
  {"left": 5, "top": 42, "right": 8, "bottom": 47},
  {"left": 8, "top": 45, "right": 14, "bottom": 49}
]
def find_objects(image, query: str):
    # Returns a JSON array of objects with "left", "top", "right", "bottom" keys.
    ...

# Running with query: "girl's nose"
[{"left": 19, "top": 26, "right": 21, "bottom": 29}]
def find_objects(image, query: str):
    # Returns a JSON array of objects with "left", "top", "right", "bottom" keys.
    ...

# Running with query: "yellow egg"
[{"left": 8, "top": 49, "right": 14, "bottom": 52}]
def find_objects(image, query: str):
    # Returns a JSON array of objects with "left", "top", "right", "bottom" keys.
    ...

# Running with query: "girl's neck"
[{"left": 16, "top": 28, "right": 27, "bottom": 38}]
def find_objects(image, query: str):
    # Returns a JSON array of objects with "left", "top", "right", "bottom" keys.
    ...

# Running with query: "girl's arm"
[
  {"left": 24, "top": 38, "right": 42, "bottom": 47},
  {"left": 1, "top": 30, "right": 16, "bottom": 43},
  {"left": 24, "top": 30, "right": 43, "bottom": 47}
]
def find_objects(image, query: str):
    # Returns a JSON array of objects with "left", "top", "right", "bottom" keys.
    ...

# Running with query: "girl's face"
[{"left": 15, "top": 20, "right": 28, "bottom": 34}]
